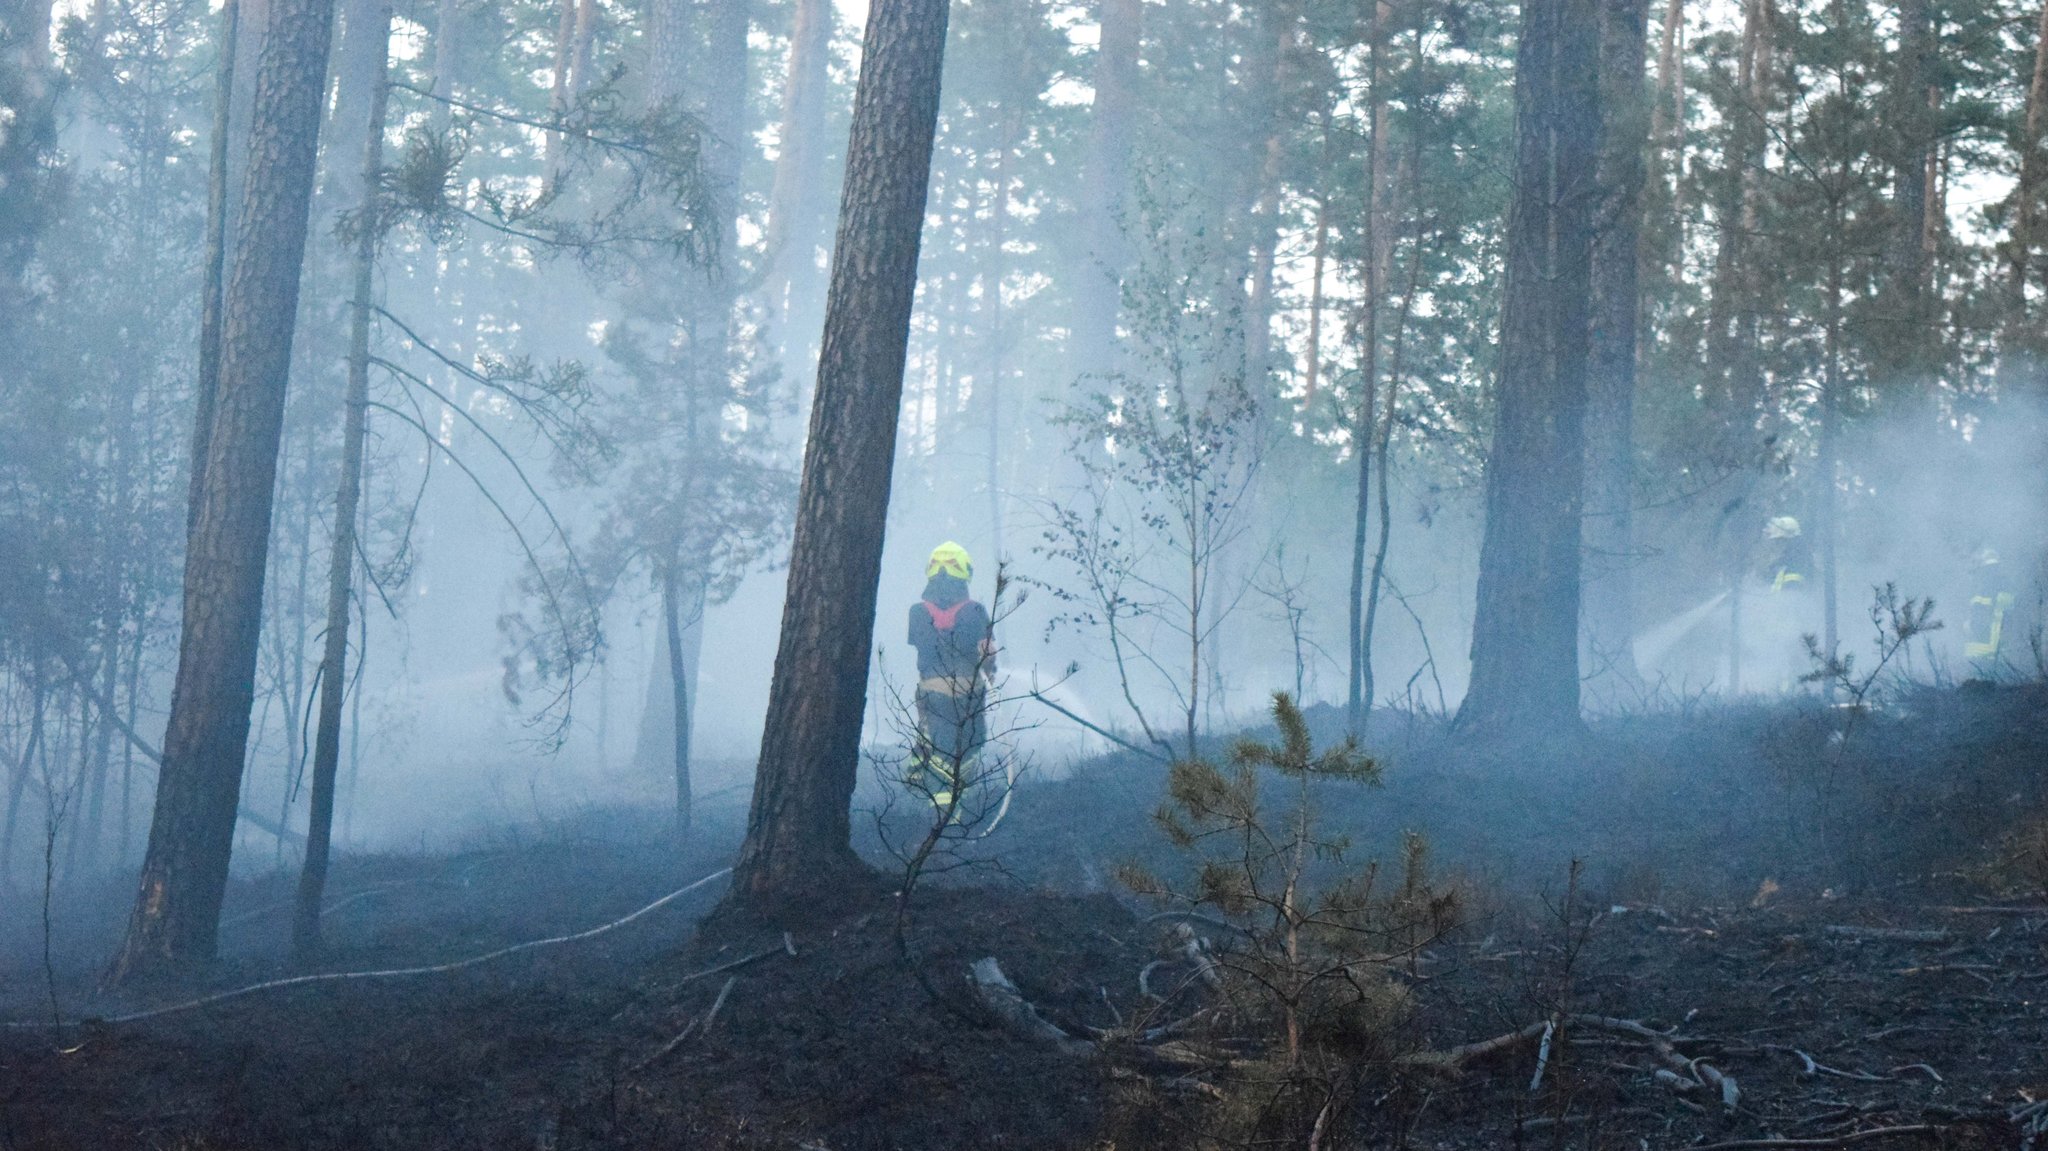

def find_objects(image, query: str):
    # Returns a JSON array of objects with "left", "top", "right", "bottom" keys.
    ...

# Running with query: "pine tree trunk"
[
  {"left": 1583, "top": 0, "right": 1650, "bottom": 692},
  {"left": 1346, "top": 0, "right": 1391, "bottom": 737},
  {"left": 321, "top": 0, "right": 384, "bottom": 205},
  {"left": 1303, "top": 182, "right": 1330, "bottom": 407},
  {"left": 985, "top": 115, "right": 1014, "bottom": 562},
  {"left": 292, "top": 0, "right": 387, "bottom": 959},
  {"left": 662, "top": 570, "right": 695, "bottom": 834},
  {"left": 1243, "top": 6, "right": 1298, "bottom": 393},
  {"left": 565, "top": 0, "right": 596, "bottom": 99},
  {"left": 671, "top": 0, "right": 748, "bottom": 837},
  {"left": 731, "top": 0, "right": 951, "bottom": 916},
  {"left": 542, "top": 0, "right": 575, "bottom": 176},
  {"left": 1069, "top": 0, "right": 1140, "bottom": 385},
  {"left": 1457, "top": 0, "right": 1598, "bottom": 736},
  {"left": 188, "top": 0, "right": 241, "bottom": 532},
  {"left": 111, "top": 0, "right": 339, "bottom": 981}
]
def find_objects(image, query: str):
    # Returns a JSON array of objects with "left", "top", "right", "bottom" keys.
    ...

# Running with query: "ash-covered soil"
[{"left": 3, "top": 684, "right": 2046, "bottom": 1150}]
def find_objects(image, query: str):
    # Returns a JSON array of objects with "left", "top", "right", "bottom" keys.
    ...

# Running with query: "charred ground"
[{"left": 2, "top": 684, "right": 2045, "bottom": 1150}]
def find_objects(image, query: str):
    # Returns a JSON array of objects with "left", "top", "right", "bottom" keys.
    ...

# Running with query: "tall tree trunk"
[
  {"left": 1457, "top": 0, "right": 1598, "bottom": 736},
  {"left": 321, "top": 0, "right": 384, "bottom": 206},
  {"left": 1069, "top": 0, "right": 1140, "bottom": 385},
  {"left": 429, "top": 0, "right": 461, "bottom": 130},
  {"left": 665, "top": 0, "right": 748, "bottom": 836},
  {"left": 0, "top": 672, "right": 47, "bottom": 888},
  {"left": 1887, "top": 0, "right": 1935, "bottom": 379},
  {"left": 1819, "top": 194, "right": 1845, "bottom": 674},
  {"left": 1705, "top": 0, "right": 1769, "bottom": 423},
  {"left": 1346, "top": 0, "right": 1391, "bottom": 736},
  {"left": 1650, "top": 0, "right": 1684, "bottom": 258},
  {"left": 543, "top": 0, "right": 574, "bottom": 175},
  {"left": 1303, "top": 186, "right": 1330, "bottom": 407},
  {"left": 1243, "top": 6, "right": 1299, "bottom": 395},
  {"left": 292, "top": 0, "right": 387, "bottom": 959},
  {"left": 189, "top": 0, "right": 241, "bottom": 532},
  {"left": 111, "top": 0, "right": 339, "bottom": 981},
  {"left": 662, "top": 569, "right": 694, "bottom": 833},
  {"left": 730, "top": 0, "right": 951, "bottom": 915},
  {"left": 1583, "top": 0, "right": 1651, "bottom": 692},
  {"left": 985, "top": 114, "right": 1014, "bottom": 562},
  {"left": 1363, "top": 146, "right": 1427, "bottom": 724},
  {"left": 565, "top": 0, "right": 596, "bottom": 99},
  {"left": 762, "top": 0, "right": 834, "bottom": 327}
]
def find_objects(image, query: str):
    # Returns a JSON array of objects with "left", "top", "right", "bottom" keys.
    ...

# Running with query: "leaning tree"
[
  {"left": 729, "top": 0, "right": 952, "bottom": 915},
  {"left": 111, "top": 0, "right": 340, "bottom": 980}
]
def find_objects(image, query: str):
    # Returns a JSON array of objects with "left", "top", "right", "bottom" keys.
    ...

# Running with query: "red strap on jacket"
[{"left": 922, "top": 598, "right": 970, "bottom": 631}]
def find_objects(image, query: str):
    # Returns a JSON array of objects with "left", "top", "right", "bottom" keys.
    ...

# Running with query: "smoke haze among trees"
[{"left": 1, "top": 0, "right": 2045, "bottom": 978}]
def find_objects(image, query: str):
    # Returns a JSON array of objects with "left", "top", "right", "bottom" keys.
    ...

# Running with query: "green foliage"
[
  {"left": 1123, "top": 692, "right": 1456, "bottom": 1144},
  {"left": 1799, "top": 582, "right": 1943, "bottom": 704}
]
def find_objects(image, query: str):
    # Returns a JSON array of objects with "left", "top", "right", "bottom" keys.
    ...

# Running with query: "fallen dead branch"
[
  {"left": 676, "top": 932, "right": 796, "bottom": 986},
  {"left": 1684, "top": 1126, "right": 1945, "bottom": 1150},
  {"left": 1768, "top": 1045, "right": 1890, "bottom": 1082},
  {"left": 632, "top": 974, "right": 740, "bottom": 1072},
  {"left": 1401, "top": 1015, "right": 1740, "bottom": 1112},
  {"left": 1822, "top": 926, "right": 1951, "bottom": 944},
  {"left": 1396, "top": 1021, "right": 1550, "bottom": 1070},
  {"left": 968, "top": 957, "right": 1095, "bottom": 1058},
  {"left": 699, "top": 974, "right": 737, "bottom": 1036}
]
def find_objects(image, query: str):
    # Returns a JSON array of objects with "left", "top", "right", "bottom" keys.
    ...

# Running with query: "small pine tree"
[{"left": 1123, "top": 692, "right": 1457, "bottom": 1143}]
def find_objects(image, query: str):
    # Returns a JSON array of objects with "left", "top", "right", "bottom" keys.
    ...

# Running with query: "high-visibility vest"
[{"left": 1965, "top": 592, "right": 2014, "bottom": 659}]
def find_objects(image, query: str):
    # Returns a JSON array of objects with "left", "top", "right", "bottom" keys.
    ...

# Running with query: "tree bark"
[
  {"left": 1068, "top": 0, "right": 1140, "bottom": 385},
  {"left": 1457, "top": 0, "right": 1598, "bottom": 736},
  {"left": 730, "top": 0, "right": 950, "bottom": 916},
  {"left": 111, "top": 0, "right": 339, "bottom": 981},
  {"left": 188, "top": 0, "right": 241, "bottom": 534},
  {"left": 292, "top": 0, "right": 387, "bottom": 960},
  {"left": 1583, "top": 0, "right": 1651, "bottom": 692}
]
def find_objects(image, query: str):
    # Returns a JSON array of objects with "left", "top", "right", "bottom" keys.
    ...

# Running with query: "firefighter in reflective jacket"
[
  {"left": 1965, "top": 547, "right": 2013, "bottom": 664},
  {"left": 1764, "top": 516, "right": 1808, "bottom": 593},
  {"left": 907, "top": 542, "right": 995, "bottom": 811}
]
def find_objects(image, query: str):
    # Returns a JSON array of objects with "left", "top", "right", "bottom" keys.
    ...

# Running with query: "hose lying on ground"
[{"left": 4, "top": 866, "right": 733, "bottom": 1030}]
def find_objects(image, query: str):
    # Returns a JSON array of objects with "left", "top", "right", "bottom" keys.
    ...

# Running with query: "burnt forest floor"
[{"left": 2, "top": 682, "right": 2047, "bottom": 1150}]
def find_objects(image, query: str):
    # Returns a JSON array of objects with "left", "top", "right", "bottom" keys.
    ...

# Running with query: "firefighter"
[
  {"left": 1763, "top": 516, "right": 1808, "bottom": 593},
  {"left": 1965, "top": 547, "right": 2014, "bottom": 666},
  {"left": 906, "top": 542, "right": 995, "bottom": 812}
]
